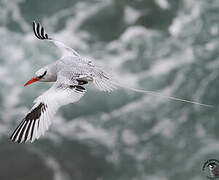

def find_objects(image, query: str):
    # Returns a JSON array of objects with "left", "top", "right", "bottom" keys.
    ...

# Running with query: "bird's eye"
[{"left": 37, "top": 71, "right": 47, "bottom": 79}]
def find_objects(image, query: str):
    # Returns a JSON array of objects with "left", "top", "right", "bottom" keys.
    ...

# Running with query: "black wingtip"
[
  {"left": 9, "top": 118, "right": 27, "bottom": 143},
  {"left": 9, "top": 135, "right": 14, "bottom": 142},
  {"left": 32, "top": 21, "right": 50, "bottom": 40}
]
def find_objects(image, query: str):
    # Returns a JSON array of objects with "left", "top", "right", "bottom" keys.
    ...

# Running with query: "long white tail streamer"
[{"left": 113, "top": 82, "right": 214, "bottom": 108}]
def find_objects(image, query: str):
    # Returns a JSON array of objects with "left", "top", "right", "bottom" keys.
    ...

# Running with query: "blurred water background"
[{"left": 0, "top": 0, "right": 219, "bottom": 179}]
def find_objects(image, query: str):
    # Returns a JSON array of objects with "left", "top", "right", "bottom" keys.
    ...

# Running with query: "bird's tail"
[{"left": 113, "top": 82, "right": 214, "bottom": 108}]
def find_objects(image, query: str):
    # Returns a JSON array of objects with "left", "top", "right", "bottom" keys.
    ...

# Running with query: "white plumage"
[
  {"left": 11, "top": 22, "right": 115, "bottom": 143},
  {"left": 10, "top": 22, "right": 213, "bottom": 143}
]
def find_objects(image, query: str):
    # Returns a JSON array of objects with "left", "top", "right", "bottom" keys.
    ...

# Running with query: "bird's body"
[
  {"left": 10, "top": 22, "right": 213, "bottom": 143},
  {"left": 10, "top": 22, "right": 117, "bottom": 143}
]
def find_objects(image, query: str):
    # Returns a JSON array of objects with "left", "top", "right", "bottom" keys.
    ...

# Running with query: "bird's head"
[{"left": 24, "top": 67, "right": 48, "bottom": 87}]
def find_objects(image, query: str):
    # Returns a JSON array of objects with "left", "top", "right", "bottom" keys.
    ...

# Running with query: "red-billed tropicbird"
[{"left": 10, "top": 22, "right": 213, "bottom": 143}]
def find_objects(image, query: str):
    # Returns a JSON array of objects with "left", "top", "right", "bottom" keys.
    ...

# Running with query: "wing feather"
[
  {"left": 10, "top": 81, "right": 86, "bottom": 143},
  {"left": 33, "top": 21, "right": 79, "bottom": 58},
  {"left": 92, "top": 69, "right": 117, "bottom": 92}
]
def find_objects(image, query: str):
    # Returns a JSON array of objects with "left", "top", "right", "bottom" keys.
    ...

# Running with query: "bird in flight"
[{"left": 10, "top": 22, "right": 213, "bottom": 143}]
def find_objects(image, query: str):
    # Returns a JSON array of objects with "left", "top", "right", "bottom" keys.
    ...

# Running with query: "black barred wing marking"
[
  {"left": 33, "top": 21, "right": 50, "bottom": 40},
  {"left": 10, "top": 83, "right": 86, "bottom": 143},
  {"left": 10, "top": 103, "right": 47, "bottom": 143},
  {"left": 32, "top": 21, "right": 80, "bottom": 58}
]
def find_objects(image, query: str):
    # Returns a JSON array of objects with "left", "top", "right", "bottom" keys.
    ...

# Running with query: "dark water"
[{"left": 0, "top": 0, "right": 219, "bottom": 179}]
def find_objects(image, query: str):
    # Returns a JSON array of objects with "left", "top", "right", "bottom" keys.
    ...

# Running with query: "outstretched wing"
[
  {"left": 10, "top": 80, "right": 86, "bottom": 143},
  {"left": 33, "top": 21, "right": 80, "bottom": 58}
]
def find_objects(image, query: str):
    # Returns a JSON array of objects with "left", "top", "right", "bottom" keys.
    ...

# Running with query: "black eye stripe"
[{"left": 37, "top": 71, "right": 47, "bottom": 79}]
